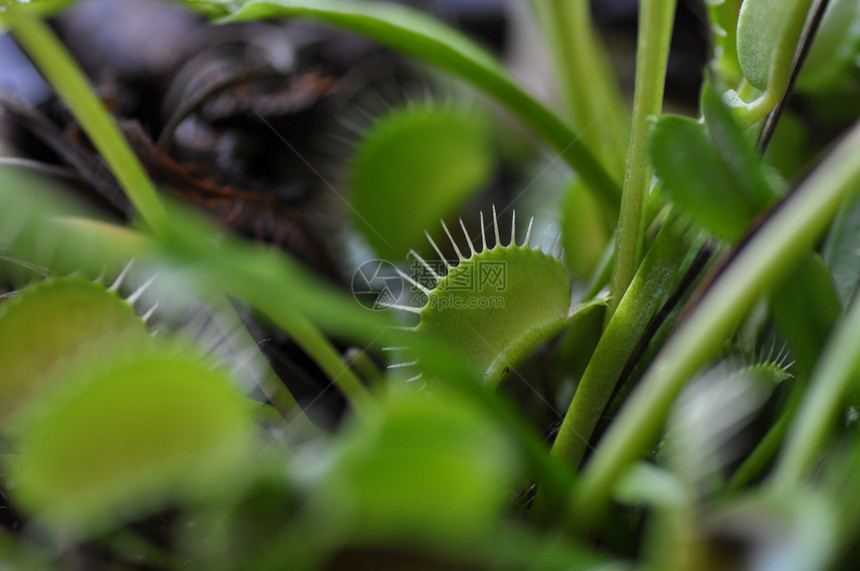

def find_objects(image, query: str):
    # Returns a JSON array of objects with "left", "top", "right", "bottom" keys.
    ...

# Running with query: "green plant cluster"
[{"left": 3, "top": 0, "right": 860, "bottom": 569}]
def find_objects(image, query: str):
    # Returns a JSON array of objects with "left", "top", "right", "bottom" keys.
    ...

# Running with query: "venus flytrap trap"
[
  {"left": 0, "top": 275, "right": 153, "bottom": 425},
  {"left": 349, "top": 103, "right": 493, "bottom": 262},
  {"left": 0, "top": 270, "right": 256, "bottom": 537},
  {"left": 7, "top": 346, "right": 255, "bottom": 536},
  {"left": 389, "top": 209, "right": 583, "bottom": 388}
]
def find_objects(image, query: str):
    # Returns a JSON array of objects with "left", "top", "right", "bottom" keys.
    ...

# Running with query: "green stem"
[
  {"left": 772, "top": 289, "right": 860, "bottom": 489},
  {"left": 265, "top": 305, "right": 376, "bottom": 415},
  {"left": 551, "top": 212, "right": 693, "bottom": 470},
  {"left": 5, "top": 8, "right": 375, "bottom": 418},
  {"left": 344, "top": 347, "right": 386, "bottom": 396},
  {"left": 608, "top": 0, "right": 677, "bottom": 316},
  {"left": 533, "top": 0, "right": 628, "bottom": 172},
  {"left": 207, "top": 295, "right": 309, "bottom": 423},
  {"left": 573, "top": 117, "right": 860, "bottom": 527},
  {"left": 4, "top": 9, "right": 169, "bottom": 237}
]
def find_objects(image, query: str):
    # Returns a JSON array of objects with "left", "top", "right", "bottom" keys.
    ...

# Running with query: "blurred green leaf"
[
  {"left": 0, "top": 168, "right": 140, "bottom": 281},
  {"left": 350, "top": 105, "right": 493, "bottom": 261},
  {"left": 0, "top": 167, "right": 392, "bottom": 346},
  {"left": 0, "top": 276, "right": 152, "bottom": 426},
  {"left": 823, "top": 187, "right": 860, "bottom": 306},
  {"left": 6, "top": 347, "right": 254, "bottom": 535},
  {"left": 309, "top": 389, "right": 520, "bottom": 545}
]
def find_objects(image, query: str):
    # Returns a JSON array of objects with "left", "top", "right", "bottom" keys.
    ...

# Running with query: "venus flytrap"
[
  {"left": 394, "top": 210, "right": 580, "bottom": 388},
  {"left": 0, "top": 275, "right": 153, "bottom": 426},
  {"left": 8, "top": 347, "right": 255, "bottom": 536},
  {"left": 349, "top": 103, "right": 493, "bottom": 262},
  {"left": 6, "top": 0, "right": 860, "bottom": 566}
]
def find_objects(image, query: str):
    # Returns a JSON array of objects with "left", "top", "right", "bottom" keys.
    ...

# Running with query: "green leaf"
[
  {"left": 823, "top": 188, "right": 860, "bottom": 306},
  {"left": 6, "top": 347, "right": 254, "bottom": 535},
  {"left": 222, "top": 0, "right": 621, "bottom": 212},
  {"left": 350, "top": 105, "right": 493, "bottom": 261},
  {"left": 0, "top": 276, "right": 152, "bottom": 426},
  {"left": 737, "top": 0, "right": 813, "bottom": 91},
  {"left": 651, "top": 116, "right": 762, "bottom": 241},
  {"left": 701, "top": 86, "right": 775, "bottom": 208},
  {"left": 310, "top": 388, "right": 520, "bottom": 544}
]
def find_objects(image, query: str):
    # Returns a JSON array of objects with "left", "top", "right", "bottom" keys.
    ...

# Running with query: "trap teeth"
[
  {"left": 522, "top": 217, "right": 534, "bottom": 248},
  {"left": 440, "top": 218, "right": 466, "bottom": 262}
]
